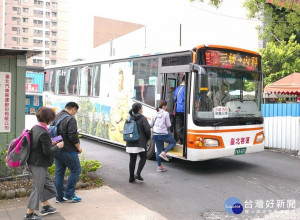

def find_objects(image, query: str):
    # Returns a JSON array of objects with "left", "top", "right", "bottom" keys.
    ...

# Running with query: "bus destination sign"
[{"left": 205, "top": 50, "right": 259, "bottom": 71}]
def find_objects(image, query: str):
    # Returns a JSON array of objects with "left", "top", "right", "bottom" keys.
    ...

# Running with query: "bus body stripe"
[{"left": 187, "top": 127, "right": 263, "bottom": 134}]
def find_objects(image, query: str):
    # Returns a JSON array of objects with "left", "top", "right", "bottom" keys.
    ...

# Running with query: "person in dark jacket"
[
  {"left": 53, "top": 102, "right": 83, "bottom": 203},
  {"left": 24, "top": 107, "right": 64, "bottom": 220},
  {"left": 125, "top": 103, "right": 151, "bottom": 183}
]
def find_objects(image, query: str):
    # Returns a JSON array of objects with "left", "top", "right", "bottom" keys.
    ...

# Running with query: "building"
[{"left": 0, "top": 0, "right": 69, "bottom": 67}]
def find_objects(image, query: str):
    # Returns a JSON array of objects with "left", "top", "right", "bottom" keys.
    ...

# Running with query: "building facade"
[{"left": 0, "top": 0, "right": 69, "bottom": 67}]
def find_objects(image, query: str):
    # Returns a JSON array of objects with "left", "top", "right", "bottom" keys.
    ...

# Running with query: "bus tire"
[{"left": 146, "top": 139, "right": 156, "bottom": 160}]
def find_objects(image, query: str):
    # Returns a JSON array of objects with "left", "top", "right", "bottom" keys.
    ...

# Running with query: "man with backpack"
[{"left": 52, "top": 102, "right": 83, "bottom": 203}]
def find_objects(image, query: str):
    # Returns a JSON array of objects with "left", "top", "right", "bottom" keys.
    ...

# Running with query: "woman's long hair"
[
  {"left": 129, "top": 103, "right": 142, "bottom": 116},
  {"left": 155, "top": 100, "right": 167, "bottom": 112}
]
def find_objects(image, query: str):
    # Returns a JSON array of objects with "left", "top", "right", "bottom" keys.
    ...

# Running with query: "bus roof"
[
  {"left": 44, "top": 49, "right": 191, "bottom": 70},
  {"left": 195, "top": 44, "right": 260, "bottom": 56}
]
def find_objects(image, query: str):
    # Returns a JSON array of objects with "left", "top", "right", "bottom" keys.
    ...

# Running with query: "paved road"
[{"left": 81, "top": 138, "right": 300, "bottom": 220}]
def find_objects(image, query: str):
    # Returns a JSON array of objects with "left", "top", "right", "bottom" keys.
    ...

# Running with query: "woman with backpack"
[
  {"left": 150, "top": 100, "right": 176, "bottom": 172},
  {"left": 24, "top": 107, "right": 64, "bottom": 220},
  {"left": 125, "top": 103, "right": 151, "bottom": 183}
]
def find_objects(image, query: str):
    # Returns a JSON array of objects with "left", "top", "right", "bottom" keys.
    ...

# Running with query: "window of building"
[
  {"left": 34, "top": 9, "right": 43, "bottom": 15},
  {"left": 24, "top": 0, "right": 29, "bottom": 3},
  {"left": 34, "top": 19, "right": 43, "bottom": 24},
  {"left": 34, "top": 29, "right": 42, "bottom": 34},
  {"left": 45, "top": 40, "right": 50, "bottom": 45},
  {"left": 33, "top": 59, "right": 42, "bottom": 64},
  {"left": 23, "top": 28, "right": 28, "bottom": 33},
  {"left": 12, "top": 37, "right": 19, "bottom": 41},
  {"left": 52, "top": 21, "right": 57, "bottom": 26},
  {"left": 51, "top": 31, "right": 57, "bottom": 36},
  {"left": 51, "top": 60, "right": 56, "bottom": 65},
  {"left": 46, "top": 2, "right": 50, "bottom": 6},
  {"left": 46, "top": 11, "right": 50, "bottom": 16},
  {"left": 51, "top": 50, "right": 56, "bottom": 55},
  {"left": 33, "top": 39, "right": 43, "bottom": 44},
  {"left": 23, "top": 8, "right": 29, "bottom": 13},
  {"left": 51, "top": 41, "right": 57, "bottom": 46},
  {"left": 52, "top": 2, "right": 57, "bottom": 8},
  {"left": 23, "top": 38, "right": 28, "bottom": 43},
  {"left": 13, "top": 7, "right": 18, "bottom": 11},
  {"left": 45, "top": 50, "right": 49, "bottom": 54},
  {"left": 132, "top": 58, "right": 158, "bottom": 107},
  {"left": 45, "top": 31, "right": 50, "bottom": 35},
  {"left": 12, "top": 27, "right": 18, "bottom": 31},
  {"left": 45, "top": 60, "right": 49, "bottom": 64},
  {"left": 23, "top": 18, "right": 28, "bottom": 23},
  {"left": 52, "top": 12, "right": 57, "bottom": 17}
]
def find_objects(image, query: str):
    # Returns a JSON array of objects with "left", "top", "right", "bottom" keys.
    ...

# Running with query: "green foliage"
[
  {"left": 47, "top": 151, "right": 102, "bottom": 184},
  {"left": 259, "top": 35, "right": 300, "bottom": 85},
  {"left": 189, "top": 0, "right": 223, "bottom": 8},
  {"left": 244, "top": 80, "right": 255, "bottom": 92},
  {"left": 243, "top": 0, "right": 300, "bottom": 43}
]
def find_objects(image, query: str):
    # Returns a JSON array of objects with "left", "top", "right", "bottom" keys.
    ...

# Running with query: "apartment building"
[{"left": 0, "top": 0, "right": 69, "bottom": 67}]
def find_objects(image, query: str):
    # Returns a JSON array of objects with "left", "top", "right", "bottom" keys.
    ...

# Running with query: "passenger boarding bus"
[{"left": 43, "top": 44, "right": 264, "bottom": 160}]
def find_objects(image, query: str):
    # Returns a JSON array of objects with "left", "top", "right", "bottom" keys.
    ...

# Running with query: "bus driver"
[{"left": 214, "top": 83, "right": 231, "bottom": 107}]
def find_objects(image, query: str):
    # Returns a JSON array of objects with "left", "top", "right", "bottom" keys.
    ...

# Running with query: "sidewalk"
[{"left": 0, "top": 185, "right": 167, "bottom": 220}]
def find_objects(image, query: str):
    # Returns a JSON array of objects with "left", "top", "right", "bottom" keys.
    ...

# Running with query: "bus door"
[{"left": 160, "top": 65, "right": 190, "bottom": 159}]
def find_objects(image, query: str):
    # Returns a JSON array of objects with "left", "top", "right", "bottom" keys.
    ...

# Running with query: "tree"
[
  {"left": 260, "top": 34, "right": 300, "bottom": 85},
  {"left": 243, "top": 0, "right": 300, "bottom": 43},
  {"left": 189, "top": 0, "right": 223, "bottom": 7}
]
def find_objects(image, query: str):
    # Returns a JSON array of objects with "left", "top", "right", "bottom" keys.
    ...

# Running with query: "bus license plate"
[{"left": 235, "top": 147, "right": 246, "bottom": 155}]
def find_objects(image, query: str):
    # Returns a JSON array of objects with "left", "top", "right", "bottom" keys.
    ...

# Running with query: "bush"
[{"left": 48, "top": 152, "right": 102, "bottom": 184}]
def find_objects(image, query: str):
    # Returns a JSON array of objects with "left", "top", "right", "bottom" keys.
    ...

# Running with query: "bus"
[{"left": 43, "top": 44, "right": 264, "bottom": 161}]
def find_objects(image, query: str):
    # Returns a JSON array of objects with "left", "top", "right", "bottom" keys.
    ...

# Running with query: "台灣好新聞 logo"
[{"left": 225, "top": 197, "right": 243, "bottom": 214}]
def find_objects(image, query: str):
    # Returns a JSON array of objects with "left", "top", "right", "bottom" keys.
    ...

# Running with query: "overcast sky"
[{"left": 68, "top": 0, "right": 261, "bottom": 60}]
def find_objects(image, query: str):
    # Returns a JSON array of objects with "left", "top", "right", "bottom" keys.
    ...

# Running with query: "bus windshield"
[{"left": 193, "top": 67, "right": 262, "bottom": 122}]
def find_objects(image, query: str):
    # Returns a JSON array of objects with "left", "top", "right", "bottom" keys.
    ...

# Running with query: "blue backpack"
[
  {"left": 49, "top": 114, "right": 70, "bottom": 138},
  {"left": 123, "top": 117, "right": 140, "bottom": 142}
]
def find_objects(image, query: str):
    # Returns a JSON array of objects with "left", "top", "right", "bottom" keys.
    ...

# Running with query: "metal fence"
[{"left": 262, "top": 103, "right": 300, "bottom": 151}]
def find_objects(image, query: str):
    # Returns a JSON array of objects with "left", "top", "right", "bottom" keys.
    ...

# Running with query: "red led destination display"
[{"left": 205, "top": 50, "right": 259, "bottom": 71}]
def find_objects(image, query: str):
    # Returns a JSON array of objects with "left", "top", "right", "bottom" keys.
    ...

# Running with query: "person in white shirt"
[{"left": 214, "top": 83, "right": 231, "bottom": 106}]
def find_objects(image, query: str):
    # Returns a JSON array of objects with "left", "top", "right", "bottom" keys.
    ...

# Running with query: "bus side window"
[{"left": 133, "top": 58, "right": 158, "bottom": 107}]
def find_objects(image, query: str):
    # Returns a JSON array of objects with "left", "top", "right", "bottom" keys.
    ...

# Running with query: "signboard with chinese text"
[
  {"left": 34, "top": 95, "right": 39, "bottom": 106},
  {"left": 205, "top": 50, "right": 259, "bottom": 71},
  {"left": 0, "top": 72, "right": 11, "bottom": 132},
  {"left": 26, "top": 84, "right": 39, "bottom": 92},
  {"left": 213, "top": 106, "right": 229, "bottom": 118}
]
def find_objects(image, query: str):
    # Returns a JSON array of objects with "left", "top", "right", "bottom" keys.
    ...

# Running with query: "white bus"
[{"left": 43, "top": 44, "right": 264, "bottom": 160}]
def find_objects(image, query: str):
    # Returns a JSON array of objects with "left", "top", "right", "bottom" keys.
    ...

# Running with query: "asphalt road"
[{"left": 81, "top": 138, "right": 300, "bottom": 220}]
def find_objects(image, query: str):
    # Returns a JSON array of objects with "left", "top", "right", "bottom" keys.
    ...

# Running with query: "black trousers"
[
  {"left": 129, "top": 151, "right": 147, "bottom": 178},
  {"left": 176, "top": 112, "right": 184, "bottom": 143}
]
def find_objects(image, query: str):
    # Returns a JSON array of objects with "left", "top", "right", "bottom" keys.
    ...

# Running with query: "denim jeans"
[
  {"left": 54, "top": 151, "right": 81, "bottom": 200},
  {"left": 153, "top": 133, "right": 176, "bottom": 166}
]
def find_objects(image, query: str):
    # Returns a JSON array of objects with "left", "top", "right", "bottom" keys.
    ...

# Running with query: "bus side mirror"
[{"left": 189, "top": 63, "right": 206, "bottom": 75}]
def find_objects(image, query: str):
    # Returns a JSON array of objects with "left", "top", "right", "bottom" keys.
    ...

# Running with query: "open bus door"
[{"left": 160, "top": 64, "right": 190, "bottom": 159}]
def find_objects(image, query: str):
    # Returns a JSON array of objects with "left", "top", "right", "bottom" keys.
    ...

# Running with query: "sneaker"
[
  {"left": 56, "top": 198, "right": 67, "bottom": 203},
  {"left": 157, "top": 167, "right": 167, "bottom": 172},
  {"left": 40, "top": 205, "right": 57, "bottom": 216},
  {"left": 134, "top": 174, "right": 144, "bottom": 181},
  {"left": 159, "top": 152, "right": 169, "bottom": 161},
  {"left": 63, "top": 195, "right": 82, "bottom": 203},
  {"left": 129, "top": 177, "right": 135, "bottom": 183},
  {"left": 24, "top": 213, "right": 44, "bottom": 220}
]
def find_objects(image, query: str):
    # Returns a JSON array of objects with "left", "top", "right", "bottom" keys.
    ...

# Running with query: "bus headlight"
[
  {"left": 256, "top": 134, "right": 264, "bottom": 143},
  {"left": 204, "top": 139, "right": 219, "bottom": 147}
]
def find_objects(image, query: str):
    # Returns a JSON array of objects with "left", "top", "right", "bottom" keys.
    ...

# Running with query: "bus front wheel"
[{"left": 146, "top": 139, "right": 156, "bottom": 160}]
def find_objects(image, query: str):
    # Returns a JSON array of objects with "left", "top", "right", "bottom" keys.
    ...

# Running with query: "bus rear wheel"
[{"left": 146, "top": 139, "right": 156, "bottom": 160}]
